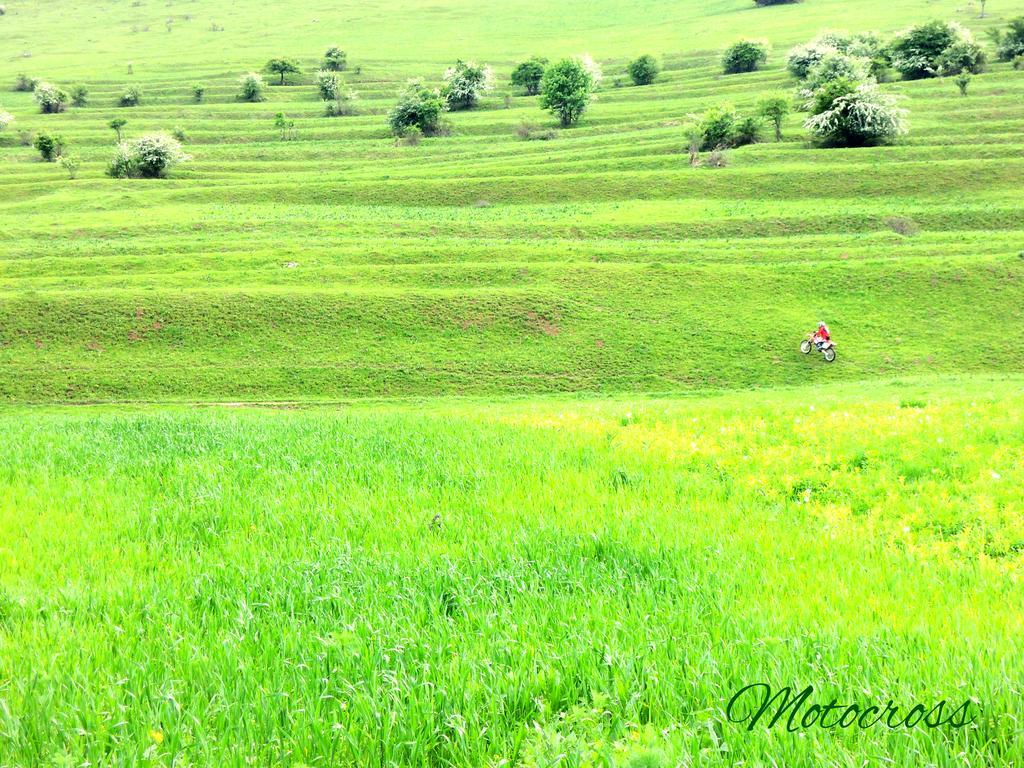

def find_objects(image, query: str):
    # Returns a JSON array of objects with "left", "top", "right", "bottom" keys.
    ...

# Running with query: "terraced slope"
[{"left": 1, "top": 0, "right": 1023, "bottom": 402}]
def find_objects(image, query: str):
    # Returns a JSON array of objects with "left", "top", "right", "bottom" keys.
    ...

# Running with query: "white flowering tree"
[
  {"left": 0, "top": 110, "right": 14, "bottom": 132},
  {"left": 34, "top": 82, "right": 69, "bottom": 113},
  {"left": 107, "top": 132, "right": 190, "bottom": 178},
  {"left": 442, "top": 60, "right": 494, "bottom": 110},
  {"left": 804, "top": 83, "right": 908, "bottom": 146}
]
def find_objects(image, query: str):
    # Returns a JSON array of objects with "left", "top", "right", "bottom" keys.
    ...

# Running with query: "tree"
[
  {"left": 627, "top": 54, "right": 660, "bottom": 86},
  {"left": 14, "top": 74, "right": 37, "bottom": 92},
  {"left": 107, "top": 132, "right": 189, "bottom": 178},
  {"left": 992, "top": 17, "right": 1024, "bottom": 61},
  {"left": 936, "top": 39, "right": 986, "bottom": 75},
  {"left": 0, "top": 110, "right": 15, "bottom": 133},
  {"left": 804, "top": 81, "right": 908, "bottom": 146},
  {"left": 722, "top": 40, "right": 768, "bottom": 74},
  {"left": 192, "top": 84, "right": 206, "bottom": 102},
  {"left": 119, "top": 86, "right": 141, "bottom": 107},
  {"left": 274, "top": 112, "right": 296, "bottom": 140},
  {"left": 238, "top": 72, "right": 266, "bottom": 102},
  {"left": 387, "top": 79, "right": 447, "bottom": 136},
  {"left": 758, "top": 94, "right": 791, "bottom": 140},
  {"left": 442, "top": 60, "right": 494, "bottom": 110},
  {"left": 108, "top": 117, "right": 127, "bottom": 142},
  {"left": 979, "top": 0, "right": 987, "bottom": 18},
  {"left": 322, "top": 46, "right": 347, "bottom": 72},
  {"left": 954, "top": 72, "right": 972, "bottom": 96},
  {"left": 60, "top": 154, "right": 80, "bottom": 179},
  {"left": 33, "top": 82, "right": 68, "bottom": 113},
  {"left": 33, "top": 131, "right": 64, "bottom": 161},
  {"left": 316, "top": 70, "right": 341, "bottom": 101},
  {"left": 264, "top": 58, "right": 300, "bottom": 85},
  {"left": 889, "top": 21, "right": 981, "bottom": 79},
  {"left": 70, "top": 85, "right": 88, "bottom": 107},
  {"left": 538, "top": 58, "right": 594, "bottom": 127},
  {"left": 696, "top": 106, "right": 737, "bottom": 150},
  {"left": 510, "top": 57, "right": 548, "bottom": 95}
]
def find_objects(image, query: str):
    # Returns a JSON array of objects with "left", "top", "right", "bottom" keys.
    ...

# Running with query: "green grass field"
[{"left": 1, "top": 0, "right": 1023, "bottom": 764}]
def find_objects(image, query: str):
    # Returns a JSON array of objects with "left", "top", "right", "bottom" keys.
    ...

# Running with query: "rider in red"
[{"left": 813, "top": 321, "right": 831, "bottom": 348}]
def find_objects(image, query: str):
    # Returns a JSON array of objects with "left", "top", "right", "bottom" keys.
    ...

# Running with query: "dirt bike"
[{"left": 800, "top": 333, "right": 837, "bottom": 362}]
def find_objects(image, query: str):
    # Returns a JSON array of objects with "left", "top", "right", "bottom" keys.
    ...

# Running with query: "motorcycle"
[{"left": 800, "top": 333, "right": 836, "bottom": 362}]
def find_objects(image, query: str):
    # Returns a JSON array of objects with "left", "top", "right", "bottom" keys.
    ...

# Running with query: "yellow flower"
[{"left": 149, "top": 729, "right": 164, "bottom": 745}]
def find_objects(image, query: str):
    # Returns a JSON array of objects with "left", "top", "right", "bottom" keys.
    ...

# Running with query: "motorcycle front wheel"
[{"left": 800, "top": 340, "right": 812, "bottom": 354}]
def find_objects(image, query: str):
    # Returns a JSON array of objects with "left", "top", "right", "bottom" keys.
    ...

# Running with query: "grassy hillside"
[
  {"left": 1, "top": 379, "right": 1022, "bottom": 765},
  {"left": 2, "top": 0, "right": 1023, "bottom": 402}
]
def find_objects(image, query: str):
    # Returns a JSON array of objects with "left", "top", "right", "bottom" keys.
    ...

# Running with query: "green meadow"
[{"left": 1, "top": 0, "right": 1023, "bottom": 764}]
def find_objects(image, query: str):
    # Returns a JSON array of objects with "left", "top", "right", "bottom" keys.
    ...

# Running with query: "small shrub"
[
  {"left": 884, "top": 216, "right": 920, "bottom": 236},
  {"left": 33, "top": 131, "right": 63, "bottom": 161},
  {"left": 805, "top": 82, "right": 908, "bottom": 146},
  {"left": 704, "top": 149, "right": 729, "bottom": 167},
  {"left": 108, "top": 117, "right": 127, "bottom": 142},
  {"left": 0, "top": 110, "right": 14, "bottom": 132},
  {"left": 1014, "top": 55, "right": 1024, "bottom": 70},
  {"left": 238, "top": 72, "right": 266, "bottom": 102},
  {"left": 388, "top": 79, "right": 447, "bottom": 136},
  {"left": 14, "top": 73, "right": 37, "bottom": 92},
  {"left": 992, "top": 17, "right": 1024, "bottom": 61},
  {"left": 60, "top": 153, "right": 80, "bottom": 179},
  {"left": 722, "top": 40, "right": 768, "bottom": 74},
  {"left": 515, "top": 121, "right": 557, "bottom": 140},
  {"left": 322, "top": 46, "right": 347, "bottom": 72},
  {"left": 442, "top": 60, "right": 494, "bottom": 110},
  {"left": 33, "top": 82, "right": 68, "bottom": 113},
  {"left": 954, "top": 72, "right": 971, "bottom": 96},
  {"left": 696, "top": 105, "right": 736, "bottom": 150},
  {"left": 757, "top": 93, "right": 791, "bottom": 140},
  {"left": 398, "top": 126, "right": 422, "bottom": 146},
  {"left": 510, "top": 56, "right": 547, "bottom": 95},
  {"left": 192, "top": 83, "right": 205, "bottom": 102},
  {"left": 733, "top": 115, "right": 764, "bottom": 145},
  {"left": 324, "top": 89, "right": 358, "bottom": 117},
  {"left": 172, "top": 125, "right": 186, "bottom": 141},
  {"left": 539, "top": 57, "right": 594, "bottom": 127},
  {"left": 627, "top": 54, "right": 660, "bottom": 86},
  {"left": 119, "top": 86, "right": 141, "bottom": 106},
  {"left": 106, "top": 132, "right": 188, "bottom": 178},
  {"left": 0, "top": 5, "right": 6, "bottom": 15},
  {"left": 273, "top": 112, "right": 296, "bottom": 140},
  {"left": 936, "top": 39, "right": 986, "bottom": 75},
  {"left": 264, "top": 57, "right": 300, "bottom": 85},
  {"left": 70, "top": 84, "right": 88, "bottom": 107},
  {"left": 316, "top": 69, "right": 340, "bottom": 101}
]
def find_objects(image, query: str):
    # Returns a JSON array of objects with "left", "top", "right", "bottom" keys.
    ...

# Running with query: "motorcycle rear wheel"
[{"left": 823, "top": 347, "right": 836, "bottom": 362}]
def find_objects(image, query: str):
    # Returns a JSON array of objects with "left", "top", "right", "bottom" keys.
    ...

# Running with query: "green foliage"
[
  {"left": 0, "top": 110, "right": 13, "bottom": 132},
  {"left": 106, "top": 131, "right": 189, "bottom": 178},
  {"left": 890, "top": 21, "right": 982, "bottom": 79},
  {"left": 695, "top": 105, "right": 736, "bottom": 150},
  {"left": 758, "top": 93, "right": 791, "bottom": 140},
  {"left": 107, "top": 117, "right": 127, "bottom": 142},
  {"left": 33, "top": 82, "right": 68, "bottom": 113},
  {"left": 238, "top": 71, "right": 266, "bottom": 102},
  {"left": 33, "top": 131, "right": 63, "bottom": 161},
  {"left": 954, "top": 72, "right": 972, "bottom": 96},
  {"left": 510, "top": 56, "right": 548, "bottom": 95},
  {"left": 539, "top": 57, "right": 594, "bottom": 127},
  {"left": 324, "top": 87, "right": 358, "bottom": 117},
  {"left": 13, "top": 73, "right": 37, "bottom": 92},
  {"left": 992, "top": 17, "right": 1024, "bottom": 62},
  {"left": 264, "top": 57, "right": 300, "bottom": 85},
  {"left": 118, "top": 85, "right": 141, "bottom": 106},
  {"left": 273, "top": 111, "right": 296, "bottom": 140},
  {"left": 192, "top": 83, "right": 206, "bottom": 102},
  {"left": 722, "top": 39, "right": 768, "bottom": 74},
  {"left": 69, "top": 84, "right": 88, "bottom": 107},
  {"left": 734, "top": 115, "right": 764, "bottom": 145},
  {"left": 322, "top": 45, "right": 347, "bottom": 72},
  {"left": 388, "top": 79, "right": 447, "bottom": 136},
  {"left": 442, "top": 60, "right": 494, "bottom": 110},
  {"left": 315, "top": 69, "right": 340, "bottom": 101},
  {"left": 627, "top": 54, "right": 659, "bottom": 85},
  {"left": 805, "top": 81, "right": 908, "bottom": 146},
  {"left": 59, "top": 153, "right": 80, "bottom": 179}
]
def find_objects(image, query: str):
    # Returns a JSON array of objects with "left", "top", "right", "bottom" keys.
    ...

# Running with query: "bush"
[
  {"left": 734, "top": 115, "right": 764, "bottom": 145},
  {"left": 70, "top": 84, "right": 88, "bottom": 107},
  {"left": 387, "top": 79, "right": 447, "bottom": 136},
  {"left": 14, "top": 73, "right": 37, "bottom": 92},
  {"left": 515, "top": 121, "right": 557, "bottom": 141},
  {"left": 804, "top": 81, "right": 908, "bottom": 146},
  {"left": 119, "top": 86, "right": 141, "bottom": 106},
  {"left": 799, "top": 52, "right": 872, "bottom": 101},
  {"left": 398, "top": 126, "right": 422, "bottom": 146},
  {"left": 324, "top": 88, "right": 358, "bottom": 117},
  {"left": 723, "top": 40, "right": 768, "bottom": 74},
  {"left": 33, "top": 131, "right": 63, "bottom": 161},
  {"left": 172, "top": 125, "right": 186, "bottom": 141},
  {"left": 993, "top": 17, "right": 1024, "bottom": 61},
  {"left": 696, "top": 106, "right": 735, "bottom": 150},
  {"left": 106, "top": 132, "right": 189, "bottom": 178},
  {"left": 954, "top": 72, "right": 971, "bottom": 96},
  {"left": 34, "top": 82, "right": 68, "bottom": 113},
  {"left": 1015, "top": 55, "right": 1024, "bottom": 70},
  {"left": 60, "top": 154, "right": 80, "bottom": 179},
  {"left": 322, "top": 46, "right": 347, "bottom": 72},
  {"left": 0, "top": 110, "right": 14, "bottom": 132},
  {"left": 442, "top": 60, "right": 494, "bottom": 110},
  {"left": 539, "top": 58, "right": 594, "bottom": 127},
  {"left": 627, "top": 54, "right": 659, "bottom": 86},
  {"left": 704, "top": 149, "right": 729, "bottom": 167},
  {"left": 265, "top": 57, "right": 300, "bottom": 85},
  {"left": 890, "top": 21, "right": 980, "bottom": 79},
  {"left": 510, "top": 56, "right": 547, "bottom": 95},
  {"left": 192, "top": 83, "right": 205, "bottom": 102},
  {"left": 757, "top": 93, "right": 791, "bottom": 140},
  {"left": 316, "top": 69, "right": 340, "bottom": 101},
  {"left": 936, "top": 39, "right": 986, "bottom": 75},
  {"left": 238, "top": 72, "right": 266, "bottom": 102}
]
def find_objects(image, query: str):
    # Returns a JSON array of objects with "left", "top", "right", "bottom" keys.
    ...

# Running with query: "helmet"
[{"left": 818, "top": 321, "right": 826, "bottom": 328}]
